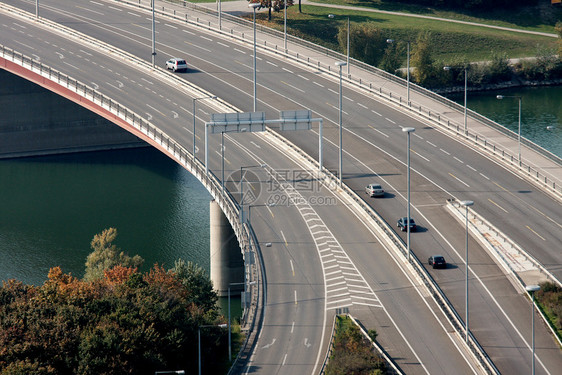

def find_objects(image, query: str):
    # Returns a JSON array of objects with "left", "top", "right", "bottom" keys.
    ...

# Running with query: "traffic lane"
[
  {"left": 8, "top": 0, "right": 562, "bottom": 258},
  {"left": 309, "top": 194, "right": 476, "bottom": 374},
  {"left": 217, "top": 139, "right": 329, "bottom": 374},
  {"left": 319, "top": 125, "right": 554, "bottom": 373}
]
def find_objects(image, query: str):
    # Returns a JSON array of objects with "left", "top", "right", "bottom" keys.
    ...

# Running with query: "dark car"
[
  {"left": 397, "top": 217, "right": 416, "bottom": 232},
  {"left": 428, "top": 255, "right": 447, "bottom": 269}
]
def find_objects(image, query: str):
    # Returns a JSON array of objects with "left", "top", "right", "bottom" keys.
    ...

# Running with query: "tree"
[
  {"left": 410, "top": 32, "right": 438, "bottom": 86},
  {"left": 83, "top": 228, "right": 143, "bottom": 281},
  {"left": 339, "top": 23, "right": 387, "bottom": 67},
  {"left": 379, "top": 41, "right": 403, "bottom": 74},
  {"left": 170, "top": 259, "right": 218, "bottom": 313}
]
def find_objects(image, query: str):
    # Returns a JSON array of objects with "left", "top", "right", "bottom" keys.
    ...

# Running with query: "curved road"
[{"left": 1, "top": 0, "right": 561, "bottom": 374}]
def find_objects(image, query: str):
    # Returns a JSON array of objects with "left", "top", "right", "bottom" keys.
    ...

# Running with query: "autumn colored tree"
[
  {"left": 0, "top": 264, "right": 225, "bottom": 374},
  {"left": 84, "top": 228, "right": 143, "bottom": 281}
]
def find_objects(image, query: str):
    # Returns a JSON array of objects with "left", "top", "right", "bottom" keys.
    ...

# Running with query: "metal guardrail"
[
  {"left": 264, "top": 128, "right": 499, "bottom": 374},
  {"left": 136, "top": 0, "right": 562, "bottom": 199},
  {"left": 318, "top": 314, "right": 338, "bottom": 375},
  {"left": 0, "top": 36, "right": 264, "bottom": 375}
]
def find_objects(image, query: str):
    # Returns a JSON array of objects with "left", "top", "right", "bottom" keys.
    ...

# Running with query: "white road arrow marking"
[
  {"left": 146, "top": 113, "right": 152, "bottom": 121},
  {"left": 172, "top": 111, "right": 179, "bottom": 119},
  {"left": 91, "top": 82, "right": 99, "bottom": 90},
  {"left": 116, "top": 80, "right": 124, "bottom": 88},
  {"left": 262, "top": 338, "right": 276, "bottom": 349},
  {"left": 304, "top": 338, "right": 311, "bottom": 348},
  {"left": 55, "top": 52, "right": 64, "bottom": 59}
]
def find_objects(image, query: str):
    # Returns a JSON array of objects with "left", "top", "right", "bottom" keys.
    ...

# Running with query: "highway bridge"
[{"left": 1, "top": 1, "right": 561, "bottom": 374}]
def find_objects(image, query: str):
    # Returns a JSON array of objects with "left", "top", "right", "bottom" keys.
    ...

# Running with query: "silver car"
[
  {"left": 365, "top": 183, "right": 384, "bottom": 197},
  {"left": 165, "top": 57, "right": 188, "bottom": 72}
]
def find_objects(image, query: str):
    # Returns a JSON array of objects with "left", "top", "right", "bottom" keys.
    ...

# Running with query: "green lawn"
[
  {"left": 307, "top": 0, "right": 562, "bottom": 34},
  {"left": 256, "top": 5, "right": 558, "bottom": 63}
]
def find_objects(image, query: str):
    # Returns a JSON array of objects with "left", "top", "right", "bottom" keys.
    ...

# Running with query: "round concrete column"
[{"left": 210, "top": 200, "right": 244, "bottom": 296}]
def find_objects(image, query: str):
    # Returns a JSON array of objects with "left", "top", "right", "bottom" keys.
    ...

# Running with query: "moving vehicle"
[
  {"left": 365, "top": 183, "right": 384, "bottom": 197},
  {"left": 397, "top": 217, "right": 416, "bottom": 232},
  {"left": 165, "top": 58, "right": 188, "bottom": 72},
  {"left": 428, "top": 255, "right": 447, "bottom": 269}
]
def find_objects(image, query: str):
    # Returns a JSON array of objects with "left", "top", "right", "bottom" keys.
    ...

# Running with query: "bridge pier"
[{"left": 210, "top": 200, "right": 244, "bottom": 297}]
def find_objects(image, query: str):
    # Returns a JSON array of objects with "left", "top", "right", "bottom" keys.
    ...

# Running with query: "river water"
[
  {"left": 1, "top": 86, "right": 560, "bottom": 288},
  {"left": 448, "top": 85, "right": 562, "bottom": 157}
]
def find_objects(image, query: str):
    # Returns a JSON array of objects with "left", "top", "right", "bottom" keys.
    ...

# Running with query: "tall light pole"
[
  {"left": 240, "top": 164, "right": 266, "bottom": 224},
  {"left": 386, "top": 39, "right": 411, "bottom": 103},
  {"left": 496, "top": 95, "right": 522, "bottom": 165},
  {"left": 403, "top": 127, "right": 415, "bottom": 262},
  {"left": 336, "top": 61, "right": 347, "bottom": 186},
  {"left": 218, "top": 0, "right": 222, "bottom": 30},
  {"left": 192, "top": 95, "right": 216, "bottom": 159},
  {"left": 249, "top": 2, "right": 261, "bottom": 112},
  {"left": 151, "top": 0, "right": 156, "bottom": 67},
  {"left": 284, "top": 0, "right": 287, "bottom": 52},
  {"left": 526, "top": 284, "right": 540, "bottom": 375},
  {"left": 444, "top": 66, "right": 468, "bottom": 134},
  {"left": 155, "top": 371, "right": 185, "bottom": 375},
  {"left": 460, "top": 200, "right": 474, "bottom": 343},
  {"left": 328, "top": 15, "right": 350, "bottom": 76},
  {"left": 35, "top": 0, "right": 38, "bottom": 17},
  {"left": 198, "top": 324, "right": 227, "bottom": 375}
]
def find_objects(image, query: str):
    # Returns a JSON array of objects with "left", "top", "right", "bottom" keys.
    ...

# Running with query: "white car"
[
  {"left": 165, "top": 58, "right": 188, "bottom": 72},
  {"left": 365, "top": 183, "right": 384, "bottom": 197}
]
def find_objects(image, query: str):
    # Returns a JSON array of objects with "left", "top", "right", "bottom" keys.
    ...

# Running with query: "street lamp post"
[
  {"left": 249, "top": 2, "right": 261, "bottom": 112},
  {"left": 218, "top": 0, "right": 222, "bottom": 30},
  {"left": 240, "top": 164, "right": 266, "bottom": 224},
  {"left": 443, "top": 66, "right": 468, "bottom": 134},
  {"left": 284, "top": 1, "right": 287, "bottom": 52},
  {"left": 460, "top": 200, "right": 474, "bottom": 343},
  {"left": 335, "top": 61, "right": 347, "bottom": 186},
  {"left": 496, "top": 95, "right": 522, "bottom": 165},
  {"left": 386, "top": 39, "right": 410, "bottom": 103},
  {"left": 192, "top": 95, "right": 216, "bottom": 159},
  {"left": 328, "top": 15, "right": 350, "bottom": 76},
  {"left": 198, "top": 324, "right": 227, "bottom": 375},
  {"left": 155, "top": 371, "right": 185, "bottom": 375},
  {"left": 151, "top": 0, "right": 156, "bottom": 67},
  {"left": 526, "top": 284, "right": 540, "bottom": 375},
  {"left": 403, "top": 127, "right": 415, "bottom": 262}
]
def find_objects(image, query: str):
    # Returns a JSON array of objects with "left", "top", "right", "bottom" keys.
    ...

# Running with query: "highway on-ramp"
[{"left": 1, "top": 0, "right": 561, "bottom": 373}]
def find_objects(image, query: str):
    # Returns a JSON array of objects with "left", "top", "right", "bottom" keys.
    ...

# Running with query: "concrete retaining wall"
[{"left": 0, "top": 69, "right": 146, "bottom": 158}]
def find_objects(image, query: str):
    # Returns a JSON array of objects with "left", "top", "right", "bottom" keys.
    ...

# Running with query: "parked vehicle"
[
  {"left": 165, "top": 57, "right": 188, "bottom": 72},
  {"left": 397, "top": 217, "right": 416, "bottom": 232},
  {"left": 365, "top": 183, "right": 384, "bottom": 197},
  {"left": 428, "top": 255, "right": 447, "bottom": 269}
]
